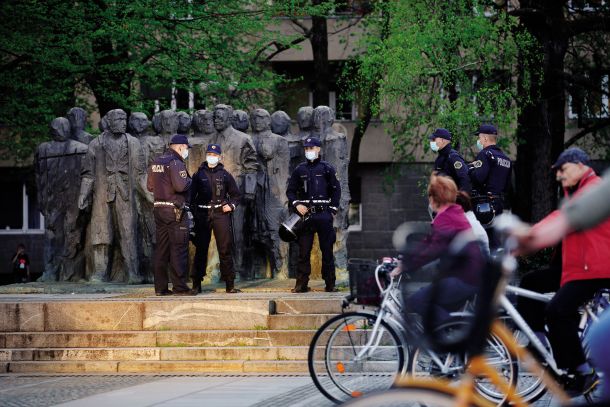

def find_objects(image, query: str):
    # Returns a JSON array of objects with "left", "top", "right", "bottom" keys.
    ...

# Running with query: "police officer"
[
  {"left": 190, "top": 144, "right": 242, "bottom": 293},
  {"left": 286, "top": 137, "right": 341, "bottom": 293},
  {"left": 429, "top": 128, "right": 471, "bottom": 192},
  {"left": 468, "top": 124, "right": 512, "bottom": 247},
  {"left": 147, "top": 134, "right": 197, "bottom": 296}
]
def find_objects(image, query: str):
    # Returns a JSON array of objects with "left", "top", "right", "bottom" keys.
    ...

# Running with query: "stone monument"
[
  {"left": 67, "top": 107, "right": 94, "bottom": 144},
  {"left": 78, "top": 109, "right": 148, "bottom": 283},
  {"left": 176, "top": 111, "right": 192, "bottom": 135},
  {"left": 35, "top": 117, "right": 88, "bottom": 281},
  {"left": 250, "top": 108, "right": 290, "bottom": 278},
  {"left": 232, "top": 109, "right": 250, "bottom": 133}
]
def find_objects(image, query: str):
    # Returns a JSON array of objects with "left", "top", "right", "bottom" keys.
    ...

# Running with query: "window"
[
  {"left": 142, "top": 81, "right": 196, "bottom": 113},
  {"left": 348, "top": 203, "right": 362, "bottom": 231},
  {"left": 0, "top": 183, "right": 44, "bottom": 234},
  {"left": 309, "top": 90, "right": 358, "bottom": 120},
  {"left": 568, "top": 74, "right": 609, "bottom": 120}
]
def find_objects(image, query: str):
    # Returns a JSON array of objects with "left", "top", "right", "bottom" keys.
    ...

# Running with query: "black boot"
[{"left": 192, "top": 280, "right": 202, "bottom": 293}]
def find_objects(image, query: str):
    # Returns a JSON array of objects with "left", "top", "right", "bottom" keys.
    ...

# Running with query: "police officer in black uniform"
[
  {"left": 147, "top": 134, "right": 197, "bottom": 296},
  {"left": 190, "top": 144, "right": 242, "bottom": 293},
  {"left": 429, "top": 128, "right": 471, "bottom": 192},
  {"left": 286, "top": 137, "right": 341, "bottom": 293},
  {"left": 468, "top": 124, "right": 512, "bottom": 247}
]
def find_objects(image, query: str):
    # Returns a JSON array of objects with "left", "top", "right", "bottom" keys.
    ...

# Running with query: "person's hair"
[
  {"left": 17, "top": 243, "right": 25, "bottom": 250},
  {"left": 456, "top": 191, "right": 472, "bottom": 212},
  {"left": 428, "top": 173, "right": 458, "bottom": 206}
]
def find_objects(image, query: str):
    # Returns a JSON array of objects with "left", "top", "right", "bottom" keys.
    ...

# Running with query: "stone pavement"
[{"left": 0, "top": 374, "right": 567, "bottom": 407}]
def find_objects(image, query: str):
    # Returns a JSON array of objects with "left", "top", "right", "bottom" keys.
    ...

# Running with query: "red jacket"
[{"left": 534, "top": 168, "right": 610, "bottom": 286}]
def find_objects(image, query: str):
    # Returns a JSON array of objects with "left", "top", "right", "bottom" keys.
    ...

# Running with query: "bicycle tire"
[
  {"left": 341, "top": 384, "right": 489, "bottom": 407},
  {"left": 308, "top": 311, "right": 406, "bottom": 404},
  {"left": 408, "top": 318, "right": 518, "bottom": 406}
]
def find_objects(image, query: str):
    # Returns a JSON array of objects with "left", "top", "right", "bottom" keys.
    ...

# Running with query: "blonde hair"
[{"left": 428, "top": 173, "right": 458, "bottom": 206}]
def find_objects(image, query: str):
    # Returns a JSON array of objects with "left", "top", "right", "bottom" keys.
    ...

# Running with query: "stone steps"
[{"left": 0, "top": 295, "right": 355, "bottom": 374}]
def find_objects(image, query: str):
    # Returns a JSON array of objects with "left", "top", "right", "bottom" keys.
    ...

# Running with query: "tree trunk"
[
  {"left": 310, "top": 0, "right": 330, "bottom": 107},
  {"left": 514, "top": 1, "right": 568, "bottom": 222}
]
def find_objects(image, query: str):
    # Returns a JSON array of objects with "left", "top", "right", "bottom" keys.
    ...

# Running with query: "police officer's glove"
[{"left": 329, "top": 207, "right": 338, "bottom": 216}]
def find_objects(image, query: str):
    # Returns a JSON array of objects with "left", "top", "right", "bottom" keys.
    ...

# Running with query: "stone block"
[
  {"left": 157, "top": 331, "right": 258, "bottom": 347},
  {"left": 0, "top": 350, "right": 10, "bottom": 361},
  {"left": 8, "top": 361, "right": 118, "bottom": 373},
  {"left": 0, "top": 302, "right": 44, "bottom": 332},
  {"left": 4, "top": 331, "right": 157, "bottom": 348},
  {"left": 143, "top": 300, "right": 269, "bottom": 330},
  {"left": 9, "top": 348, "right": 160, "bottom": 361},
  {"left": 274, "top": 299, "right": 342, "bottom": 314},
  {"left": 268, "top": 314, "right": 334, "bottom": 330},
  {"left": 117, "top": 360, "right": 244, "bottom": 373},
  {"left": 44, "top": 301, "right": 144, "bottom": 331},
  {"left": 242, "top": 360, "right": 307, "bottom": 373},
  {"left": 159, "top": 346, "right": 279, "bottom": 361}
]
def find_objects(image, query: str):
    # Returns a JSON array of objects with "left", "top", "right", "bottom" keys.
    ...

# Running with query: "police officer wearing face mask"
[
  {"left": 190, "top": 144, "right": 242, "bottom": 293},
  {"left": 147, "top": 134, "right": 197, "bottom": 296},
  {"left": 286, "top": 137, "right": 341, "bottom": 293},
  {"left": 429, "top": 128, "right": 471, "bottom": 192},
  {"left": 468, "top": 124, "right": 512, "bottom": 247}
]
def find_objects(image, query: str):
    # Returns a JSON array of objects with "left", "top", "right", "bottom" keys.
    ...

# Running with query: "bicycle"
[
  {"left": 342, "top": 214, "right": 601, "bottom": 407},
  {"left": 308, "top": 250, "right": 517, "bottom": 404}
]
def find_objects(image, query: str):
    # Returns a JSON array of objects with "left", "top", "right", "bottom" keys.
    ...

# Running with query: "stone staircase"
[{"left": 0, "top": 293, "right": 346, "bottom": 374}]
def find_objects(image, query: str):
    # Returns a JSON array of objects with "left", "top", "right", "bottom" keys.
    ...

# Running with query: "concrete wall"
[{"left": 347, "top": 163, "right": 432, "bottom": 261}]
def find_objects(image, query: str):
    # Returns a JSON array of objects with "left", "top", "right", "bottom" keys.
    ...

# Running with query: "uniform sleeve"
[
  {"left": 226, "top": 171, "right": 241, "bottom": 210},
  {"left": 169, "top": 159, "right": 192, "bottom": 193},
  {"left": 286, "top": 167, "right": 300, "bottom": 207},
  {"left": 563, "top": 170, "right": 610, "bottom": 231},
  {"left": 449, "top": 154, "right": 472, "bottom": 192},
  {"left": 327, "top": 165, "right": 341, "bottom": 212},
  {"left": 469, "top": 151, "right": 491, "bottom": 186}
]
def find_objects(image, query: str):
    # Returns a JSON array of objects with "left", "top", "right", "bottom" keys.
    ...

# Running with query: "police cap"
[
  {"left": 303, "top": 137, "right": 322, "bottom": 147},
  {"left": 428, "top": 128, "right": 452, "bottom": 141},
  {"left": 169, "top": 134, "right": 192, "bottom": 147},
  {"left": 473, "top": 124, "right": 498, "bottom": 136},
  {"left": 551, "top": 147, "right": 590, "bottom": 170},
  {"left": 206, "top": 144, "right": 222, "bottom": 155}
]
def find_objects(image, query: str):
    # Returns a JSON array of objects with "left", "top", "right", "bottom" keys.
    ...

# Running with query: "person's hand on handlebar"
[
  {"left": 511, "top": 213, "right": 571, "bottom": 255},
  {"left": 389, "top": 260, "right": 402, "bottom": 278}
]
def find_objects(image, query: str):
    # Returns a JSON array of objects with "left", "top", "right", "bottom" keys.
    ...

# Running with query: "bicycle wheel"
[
  {"left": 308, "top": 311, "right": 406, "bottom": 403},
  {"left": 498, "top": 315, "right": 548, "bottom": 403},
  {"left": 341, "top": 385, "right": 489, "bottom": 407},
  {"left": 408, "top": 319, "right": 517, "bottom": 406}
]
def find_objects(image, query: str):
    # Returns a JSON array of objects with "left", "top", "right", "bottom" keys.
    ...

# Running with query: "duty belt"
[
  {"left": 197, "top": 204, "right": 223, "bottom": 209},
  {"left": 294, "top": 199, "right": 332, "bottom": 214},
  {"left": 154, "top": 201, "right": 176, "bottom": 207}
]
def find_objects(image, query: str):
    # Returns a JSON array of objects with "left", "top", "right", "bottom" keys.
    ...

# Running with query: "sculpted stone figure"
[
  {"left": 312, "top": 106, "right": 351, "bottom": 268},
  {"left": 250, "top": 109, "right": 290, "bottom": 276},
  {"left": 176, "top": 111, "right": 192, "bottom": 135},
  {"left": 67, "top": 107, "right": 94, "bottom": 144},
  {"left": 296, "top": 106, "right": 314, "bottom": 141},
  {"left": 211, "top": 104, "right": 259, "bottom": 279},
  {"left": 156, "top": 109, "right": 179, "bottom": 147},
  {"left": 35, "top": 117, "right": 88, "bottom": 281},
  {"left": 232, "top": 110, "right": 250, "bottom": 133},
  {"left": 188, "top": 109, "right": 216, "bottom": 175},
  {"left": 272, "top": 110, "right": 304, "bottom": 174},
  {"left": 128, "top": 112, "right": 156, "bottom": 280},
  {"left": 99, "top": 114, "right": 109, "bottom": 133},
  {"left": 78, "top": 109, "right": 148, "bottom": 283}
]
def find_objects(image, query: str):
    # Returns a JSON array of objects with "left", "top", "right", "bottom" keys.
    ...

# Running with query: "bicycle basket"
[{"left": 348, "top": 258, "right": 383, "bottom": 306}]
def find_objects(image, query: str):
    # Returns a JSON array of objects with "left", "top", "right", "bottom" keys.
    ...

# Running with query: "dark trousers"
[
  {"left": 546, "top": 278, "right": 610, "bottom": 370},
  {"left": 406, "top": 277, "right": 477, "bottom": 323},
  {"left": 516, "top": 267, "right": 562, "bottom": 332},
  {"left": 153, "top": 207, "right": 190, "bottom": 293},
  {"left": 296, "top": 212, "right": 336, "bottom": 289},
  {"left": 192, "top": 211, "right": 234, "bottom": 283}
]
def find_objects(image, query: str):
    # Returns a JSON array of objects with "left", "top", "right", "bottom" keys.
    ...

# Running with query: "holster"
[{"left": 174, "top": 207, "right": 185, "bottom": 222}]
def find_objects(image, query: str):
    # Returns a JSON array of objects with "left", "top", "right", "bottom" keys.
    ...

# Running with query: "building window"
[
  {"left": 0, "top": 183, "right": 44, "bottom": 235},
  {"left": 309, "top": 91, "right": 358, "bottom": 120},
  {"left": 569, "top": 74, "right": 609, "bottom": 120}
]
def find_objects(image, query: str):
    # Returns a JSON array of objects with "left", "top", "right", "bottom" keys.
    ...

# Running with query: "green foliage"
[
  {"left": 0, "top": 0, "right": 319, "bottom": 160},
  {"left": 351, "top": 0, "right": 538, "bottom": 161}
]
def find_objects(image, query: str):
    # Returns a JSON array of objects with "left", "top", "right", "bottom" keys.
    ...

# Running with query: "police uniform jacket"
[
  {"left": 469, "top": 145, "right": 511, "bottom": 196},
  {"left": 286, "top": 158, "right": 341, "bottom": 214},
  {"left": 146, "top": 149, "right": 191, "bottom": 206},
  {"left": 190, "top": 162, "right": 241, "bottom": 212},
  {"left": 434, "top": 144, "right": 471, "bottom": 192}
]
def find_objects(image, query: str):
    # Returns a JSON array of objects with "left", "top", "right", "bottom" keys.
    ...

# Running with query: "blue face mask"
[
  {"left": 476, "top": 140, "right": 484, "bottom": 151},
  {"left": 305, "top": 151, "right": 318, "bottom": 161},
  {"left": 430, "top": 141, "right": 439, "bottom": 152}
]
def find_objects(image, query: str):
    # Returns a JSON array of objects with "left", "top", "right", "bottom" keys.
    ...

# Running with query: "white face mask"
[
  {"left": 476, "top": 140, "right": 484, "bottom": 151},
  {"left": 305, "top": 151, "right": 318, "bottom": 161},
  {"left": 206, "top": 155, "right": 219, "bottom": 166},
  {"left": 181, "top": 148, "right": 189, "bottom": 160},
  {"left": 430, "top": 141, "right": 439, "bottom": 152}
]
